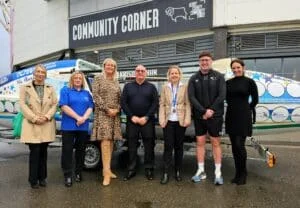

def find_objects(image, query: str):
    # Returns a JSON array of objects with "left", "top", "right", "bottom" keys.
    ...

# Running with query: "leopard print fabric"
[{"left": 91, "top": 74, "right": 122, "bottom": 140}]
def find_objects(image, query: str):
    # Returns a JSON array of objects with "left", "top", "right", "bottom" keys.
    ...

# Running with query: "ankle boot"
[
  {"left": 160, "top": 173, "right": 169, "bottom": 184},
  {"left": 237, "top": 173, "right": 247, "bottom": 185},
  {"left": 231, "top": 176, "right": 239, "bottom": 184},
  {"left": 231, "top": 169, "right": 241, "bottom": 184},
  {"left": 175, "top": 170, "right": 182, "bottom": 182},
  {"left": 231, "top": 155, "right": 241, "bottom": 184},
  {"left": 101, "top": 140, "right": 112, "bottom": 186},
  {"left": 237, "top": 159, "right": 247, "bottom": 185}
]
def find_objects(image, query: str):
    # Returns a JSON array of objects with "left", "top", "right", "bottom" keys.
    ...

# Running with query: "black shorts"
[{"left": 194, "top": 117, "right": 223, "bottom": 137}]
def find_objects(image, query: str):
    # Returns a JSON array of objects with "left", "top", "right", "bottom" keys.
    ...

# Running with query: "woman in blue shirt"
[{"left": 59, "top": 71, "right": 94, "bottom": 187}]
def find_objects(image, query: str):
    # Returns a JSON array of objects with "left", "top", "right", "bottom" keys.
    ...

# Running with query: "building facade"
[
  {"left": 12, "top": 0, "right": 300, "bottom": 81},
  {"left": 10, "top": 0, "right": 300, "bottom": 124}
]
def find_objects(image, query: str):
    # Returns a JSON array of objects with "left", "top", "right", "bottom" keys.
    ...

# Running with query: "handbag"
[{"left": 13, "top": 112, "right": 23, "bottom": 138}]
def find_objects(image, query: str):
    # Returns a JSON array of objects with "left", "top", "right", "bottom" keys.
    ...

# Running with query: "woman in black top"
[{"left": 225, "top": 59, "right": 258, "bottom": 185}]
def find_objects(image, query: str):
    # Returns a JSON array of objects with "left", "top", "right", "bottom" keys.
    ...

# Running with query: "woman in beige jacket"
[
  {"left": 159, "top": 65, "right": 191, "bottom": 184},
  {"left": 20, "top": 64, "right": 58, "bottom": 188}
]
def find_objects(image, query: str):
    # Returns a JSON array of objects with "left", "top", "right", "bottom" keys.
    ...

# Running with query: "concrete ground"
[{"left": 0, "top": 126, "right": 300, "bottom": 208}]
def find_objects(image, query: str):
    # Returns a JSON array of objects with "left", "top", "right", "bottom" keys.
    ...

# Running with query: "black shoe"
[
  {"left": 160, "top": 173, "right": 169, "bottom": 184},
  {"left": 231, "top": 171, "right": 241, "bottom": 184},
  {"left": 30, "top": 183, "right": 39, "bottom": 189},
  {"left": 64, "top": 177, "right": 72, "bottom": 187},
  {"left": 145, "top": 169, "right": 154, "bottom": 180},
  {"left": 123, "top": 171, "right": 136, "bottom": 181},
  {"left": 237, "top": 175, "right": 247, "bottom": 185},
  {"left": 175, "top": 171, "right": 182, "bottom": 182},
  {"left": 231, "top": 177, "right": 239, "bottom": 184},
  {"left": 39, "top": 179, "right": 47, "bottom": 187},
  {"left": 75, "top": 173, "right": 82, "bottom": 182}
]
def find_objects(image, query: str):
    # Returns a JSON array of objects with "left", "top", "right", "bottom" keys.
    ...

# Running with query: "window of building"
[
  {"left": 141, "top": 44, "right": 158, "bottom": 58},
  {"left": 241, "top": 34, "right": 266, "bottom": 49},
  {"left": 246, "top": 57, "right": 300, "bottom": 81},
  {"left": 243, "top": 59, "right": 256, "bottom": 71},
  {"left": 255, "top": 58, "right": 282, "bottom": 76},
  {"left": 176, "top": 40, "right": 195, "bottom": 54},
  {"left": 112, "top": 49, "right": 126, "bottom": 61},
  {"left": 282, "top": 57, "right": 300, "bottom": 81},
  {"left": 277, "top": 31, "right": 300, "bottom": 48}
]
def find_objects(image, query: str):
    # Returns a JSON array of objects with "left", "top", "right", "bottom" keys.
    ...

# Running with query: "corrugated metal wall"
[
  {"left": 228, "top": 31, "right": 300, "bottom": 58},
  {"left": 77, "top": 35, "right": 214, "bottom": 70}
]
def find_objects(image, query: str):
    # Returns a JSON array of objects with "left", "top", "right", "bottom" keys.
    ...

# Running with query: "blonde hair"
[
  {"left": 167, "top": 65, "right": 182, "bottom": 82},
  {"left": 34, "top": 64, "right": 47, "bottom": 78},
  {"left": 68, "top": 71, "right": 86, "bottom": 89},
  {"left": 102, "top": 58, "right": 118, "bottom": 80}
]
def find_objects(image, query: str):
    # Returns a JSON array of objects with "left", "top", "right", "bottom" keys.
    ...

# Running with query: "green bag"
[{"left": 13, "top": 112, "right": 23, "bottom": 137}]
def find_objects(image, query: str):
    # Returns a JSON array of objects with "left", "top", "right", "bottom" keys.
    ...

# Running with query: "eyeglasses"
[
  {"left": 199, "top": 59, "right": 211, "bottom": 62},
  {"left": 135, "top": 70, "right": 146, "bottom": 73}
]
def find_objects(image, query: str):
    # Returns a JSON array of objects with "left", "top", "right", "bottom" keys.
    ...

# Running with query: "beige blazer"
[
  {"left": 20, "top": 82, "right": 57, "bottom": 143},
  {"left": 159, "top": 83, "right": 191, "bottom": 127}
]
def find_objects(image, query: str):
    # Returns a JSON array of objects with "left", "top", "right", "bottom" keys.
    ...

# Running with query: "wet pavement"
[{"left": 0, "top": 137, "right": 300, "bottom": 208}]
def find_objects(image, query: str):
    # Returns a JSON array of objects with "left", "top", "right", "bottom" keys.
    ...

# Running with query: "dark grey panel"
[
  {"left": 158, "top": 43, "right": 175, "bottom": 57},
  {"left": 112, "top": 49, "right": 126, "bottom": 61},
  {"left": 141, "top": 44, "right": 158, "bottom": 58},
  {"left": 176, "top": 40, "right": 195, "bottom": 55},
  {"left": 228, "top": 31, "right": 300, "bottom": 59},
  {"left": 69, "top": 0, "right": 212, "bottom": 48},
  {"left": 89, "top": 35, "right": 213, "bottom": 70},
  {"left": 265, "top": 33, "right": 277, "bottom": 48},
  {"left": 241, "top": 34, "right": 266, "bottom": 49},
  {"left": 213, "top": 27, "right": 228, "bottom": 59}
]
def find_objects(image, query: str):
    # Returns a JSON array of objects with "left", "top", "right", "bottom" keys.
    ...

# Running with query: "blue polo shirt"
[{"left": 59, "top": 86, "right": 94, "bottom": 131}]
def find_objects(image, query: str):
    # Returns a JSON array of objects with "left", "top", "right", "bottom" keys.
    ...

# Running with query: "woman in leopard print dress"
[{"left": 91, "top": 58, "right": 122, "bottom": 186}]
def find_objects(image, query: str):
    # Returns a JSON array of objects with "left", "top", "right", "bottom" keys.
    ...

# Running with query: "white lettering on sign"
[
  {"left": 73, "top": 16, "right": 119, "bottom": 41},
  {"left": 147, "top": 69, "right": 158, "bottom": 76},
  {"left": 118, "top": 69, "right": 158, "bottom": 79},
  {"left": 73, "top": 9, "right": 159, "bottom": 41},
  {"left": 121, "top": 9, "right": 159, "bottom": 33}
]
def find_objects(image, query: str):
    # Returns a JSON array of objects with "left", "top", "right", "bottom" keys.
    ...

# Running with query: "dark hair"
[
  {"left": 230, "top": 58, "right": 245, "bottom": 68},
  {"left": 198, "top": 51, "right": 213, "bottom": 60}
]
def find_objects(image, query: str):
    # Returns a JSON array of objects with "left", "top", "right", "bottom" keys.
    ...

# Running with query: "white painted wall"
[
  {"left": 214, "top": 0, "right": 300, "bottom": 27},
  {"left": 13, "top": 0, "right": 68, "bottom": 65},
  {"left": 70, "top": 0, "right": 148, "bottom": 17}
]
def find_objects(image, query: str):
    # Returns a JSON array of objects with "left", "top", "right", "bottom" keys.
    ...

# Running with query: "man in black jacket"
[
  {"left": 121, "top": 64, "right": 159, "bottom": 181},
  {"left": 188, "top": 51, "right": 226, "bottom": 185}
]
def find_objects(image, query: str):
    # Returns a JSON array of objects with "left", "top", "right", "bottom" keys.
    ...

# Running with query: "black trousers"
[
  {"left": 61, "top": 131, "right": 88, "bottom": 177},
  {"left": 229, "top": 135, "right": 247, "bottom": 177},
  {"left": 28, "top": 142, "right": 49, "bottom": 185},
  {"left": 163, "top": 121, "right": 186, "bottom": 173},
  {"left": 126, "top": 120, "right": 155, "bottom": 171}
]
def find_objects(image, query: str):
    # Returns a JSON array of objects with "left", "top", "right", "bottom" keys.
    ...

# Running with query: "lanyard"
[{"left": 171, "top": 84, "right": 179, "bottom": 108}]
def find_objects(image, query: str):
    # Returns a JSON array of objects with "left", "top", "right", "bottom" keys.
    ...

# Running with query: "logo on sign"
[{"left": 165, "top": 0, "right": 206, "bottom": 22}]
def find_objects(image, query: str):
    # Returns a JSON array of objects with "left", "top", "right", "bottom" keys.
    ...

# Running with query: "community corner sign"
[{"left": 69, "top": 0, "right": 212, "bottom": 48}]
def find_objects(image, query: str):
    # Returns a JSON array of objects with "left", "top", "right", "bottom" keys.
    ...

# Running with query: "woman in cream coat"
[
  {"left": 20, "top": 64, "right": 57, "bottom": 188},
  {"left": 159, "top": 65, "right": 191, "bottom": 184}
]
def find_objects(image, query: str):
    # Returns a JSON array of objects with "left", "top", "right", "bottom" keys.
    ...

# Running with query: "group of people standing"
[{"left": 19, "top": 51, "right": 258, "bottom": 189}]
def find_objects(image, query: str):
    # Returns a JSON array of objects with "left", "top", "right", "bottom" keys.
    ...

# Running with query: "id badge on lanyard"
[{"left": 172, "top": 85, "right": 179, "bottom": 113}]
